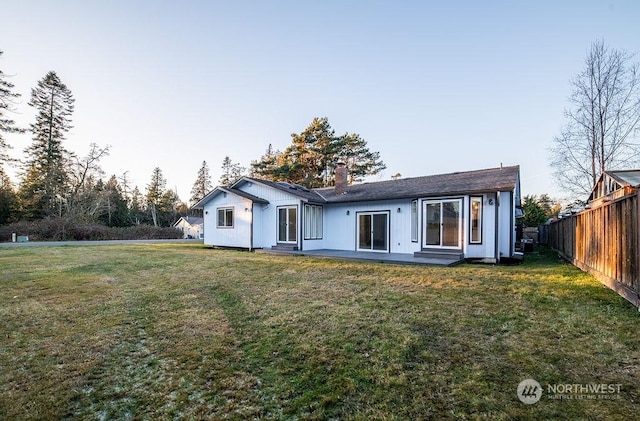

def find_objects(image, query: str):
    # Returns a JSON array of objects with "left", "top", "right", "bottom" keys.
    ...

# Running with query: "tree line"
[{"left": 0, "top": 50, "right": 386, "bottom": 231}]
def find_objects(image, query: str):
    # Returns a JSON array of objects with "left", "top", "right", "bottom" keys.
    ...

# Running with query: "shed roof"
[{"left": 607, "top": 170, "right": 640, "bottom": 187}]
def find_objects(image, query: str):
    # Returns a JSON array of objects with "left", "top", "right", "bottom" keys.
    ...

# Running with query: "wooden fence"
[{"left": 548, "top": 191, "right": 640, "bottom": 308}]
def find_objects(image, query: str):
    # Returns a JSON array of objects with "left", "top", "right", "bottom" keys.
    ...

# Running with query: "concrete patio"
[{"left": 257, "top": 248, "right": 464, "bottom": 266}]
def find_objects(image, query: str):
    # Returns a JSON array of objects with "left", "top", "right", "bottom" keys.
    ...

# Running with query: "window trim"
[
  {"left": 469, "top": 196, "right": 483, "bottom": 244},
  {"left": 216, "top": 206, "right": 234, "bottom": 228},
  {"left": 304, "top": 204, "right": 323, "bottom": 240}
]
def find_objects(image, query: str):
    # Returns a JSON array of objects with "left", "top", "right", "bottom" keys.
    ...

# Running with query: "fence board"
[{"left": 548, "top": 191, "right": 640, "bottom": 308}]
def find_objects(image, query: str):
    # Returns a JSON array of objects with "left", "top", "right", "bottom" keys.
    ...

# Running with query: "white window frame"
[
  {"left": 470, "top": 197, "right": 482, "bottom": 244},
  {"left": 304, "top": 204, "right": 323, "bottom": 240},
  {"left": 216, "top": 207, "right": 234, "bottom": 228}
]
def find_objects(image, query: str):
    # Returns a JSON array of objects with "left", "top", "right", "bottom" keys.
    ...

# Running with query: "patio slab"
[{"left": 257, "top": 248, "right": 464, "bottom": 266}]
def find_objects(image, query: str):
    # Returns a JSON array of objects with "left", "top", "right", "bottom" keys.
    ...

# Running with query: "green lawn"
[{"left": 0, "top": 244, "right": 638, "bottom": 420}]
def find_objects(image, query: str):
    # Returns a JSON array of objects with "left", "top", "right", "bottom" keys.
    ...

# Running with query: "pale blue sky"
[{"left": 1, "top": 1, "right": 638, "bottom": 202}]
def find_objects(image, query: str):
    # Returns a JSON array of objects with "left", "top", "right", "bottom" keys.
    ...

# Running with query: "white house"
[
  {"left": 193, "top": 164, "right": 522, "bottom": 263},
  {"left": 172, "top": 216, "right": 204, "bottom": 239}
]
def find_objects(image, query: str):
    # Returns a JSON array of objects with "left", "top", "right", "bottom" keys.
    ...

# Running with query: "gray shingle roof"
[
  {"left": 198, "top": 166, "right": 519, "bottom": 207},
  {"left": 316, "top": 166, "right": 520, "bottom": 203}
]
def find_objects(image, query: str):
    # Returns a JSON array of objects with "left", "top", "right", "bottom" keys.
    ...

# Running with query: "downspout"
[
  {"left": 494, "top": 191, "right": 500, "bottom": 263},
  {"left": 249, "top": 201, "right": 254, "bottom": 251},
  {"left": 509, "top": 191, "right": 514, "bottom": 257},
  {"left": 299, "top": 201, "right": 303, "bottom": 251}
]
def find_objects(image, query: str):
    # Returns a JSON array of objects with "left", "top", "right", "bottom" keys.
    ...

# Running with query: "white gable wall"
[
  {"left": 497, "top": 191, "right": 515, "bottom": 260},
  {"left": 202, "top": 193, "right": 253, "bottom": 248},
  {"left": 238, "top": 181, "right": 303, "bottom": 249}
]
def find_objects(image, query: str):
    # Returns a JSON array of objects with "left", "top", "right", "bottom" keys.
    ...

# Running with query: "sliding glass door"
[
  {"left": 357, "top": 212, "right": 389, "bottom": 252},
  {"left": 423, "top": 199, "right": 462, "bottom": 249}
]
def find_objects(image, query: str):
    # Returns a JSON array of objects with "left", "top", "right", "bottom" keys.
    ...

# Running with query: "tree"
[
  {"left": 66, "top": 143, "right": 110, "bottom": 218},
  {"left": 129, "top": 186, "right": 146, "bottom": 225},
  {"left": 251, "top": 117, "right": 386, "bottom": 188},
  {"left": 97, "top": 175, "right": 129, "bottom": 227},
  {"left": 0, "top": 50, "right": 25, "bottom": 166},
  {"left": 250, "top": 144, "right": 283, "bottom": 181},
  {"left": 219, "top": 156, "right": 245, "bottom": 186},
  {"left": 0, "top": 167, "right": 18, "bottom": 224},
  {"left": 20, "top": 71, "right": 75, "bottom": 218},
  {"left": 550, "top": 40, "right": 640, "bottom": 199},
  {"left": 146, "top": 167, "right": 166, "bottom": 226},
  {"left": 339, "top": 132, "right": 386, "bottom": 184},
  {"left": 521, "top": 194, "right": 562, "bottom": 227},
  {"left": 190, "top": 160, "right": 212, "bottom": 205}
]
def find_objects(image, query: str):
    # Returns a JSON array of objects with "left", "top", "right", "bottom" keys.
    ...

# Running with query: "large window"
[
  {"left": 470, "top": 197, "right": 482, "bottom": 243},
  {"left": 217, "top": 207, "right": 234, "bottom": 228},
  {"left": 304, "top": 204, "right": 323, "bottom": 240}
]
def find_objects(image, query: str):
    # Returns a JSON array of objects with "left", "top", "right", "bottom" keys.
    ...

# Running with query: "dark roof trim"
[
  {"left": 192, "top": 185, "right": 269, "bottom": 208},
  {"left": 234, "top": 177, "right": 327, "bottom": 203}
]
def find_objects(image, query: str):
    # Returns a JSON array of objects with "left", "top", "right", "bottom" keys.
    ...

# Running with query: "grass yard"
[{"left": 0, "top": 244, "right": 638, "bottom": 420}]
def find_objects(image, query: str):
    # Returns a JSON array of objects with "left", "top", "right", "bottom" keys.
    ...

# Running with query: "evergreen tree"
[
  {"left": 0, "top": 167, "right": 18, "bottom": 224},
  {"left": 98, "top": 175, "right": 130, "bottom": 227},
  {"left": 219, "top": 156, "right": 245, "bottom": 186},
  {"left": 146, "top": 167, "right": 166, "bottom": 226},
  {"left": 20, "top": 71, "right": 74, "bottom": 219},
  {"left": 190, "top": 160, "right": 212, "bottom": 205},
  {"left": 129, "top": 186, "right": 146, "bottom": 225},
  {"left": 0, "top": 50, "right": 25, "bottom": 166},
  {"left": 250, "top": 144, "right": 283, "bottom": 180},
  {"left": 251, "top": 117, "right": 386, "bottom": 188},
  {"left": 339, "top": 132, "right": 386, "bottom": 184}
]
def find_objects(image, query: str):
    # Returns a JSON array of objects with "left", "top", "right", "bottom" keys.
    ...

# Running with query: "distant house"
[
  {"left": 173, "top": 216, "right": 204, "bottom": 239},
  {"left": 587, "top": 170, "right": 640, "bottom": 208},
  {"left": 193, "top": 165, "right": 522, "bottom": 263}
]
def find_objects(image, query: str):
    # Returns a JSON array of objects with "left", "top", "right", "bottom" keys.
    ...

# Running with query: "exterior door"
[
  {"left": 278, "top": 206, "right": 297, "bottom": 243},
  {"left": 357, "top": 212, "right": 389, "bottom": 252},
  {"left": 423, "top": 199, "right": 462, "bottom": 249}
]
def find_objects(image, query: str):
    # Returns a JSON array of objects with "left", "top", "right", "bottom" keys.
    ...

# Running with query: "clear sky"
[{"left": 1, "top": 1, "right": 638, "bottom": 203}]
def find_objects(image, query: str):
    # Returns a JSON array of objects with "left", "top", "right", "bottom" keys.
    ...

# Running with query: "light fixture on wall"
[
  {"left": 205, "top": 211, "right": 208, "bottom": 215},
  {"left": 488, "top": 199, "right": 494, "bottom": 205},
  {"left": 346, "top": 210, "right": 350, "bottom": 215},
  {"left": 397, "top": 207, "right": 401, "bottom": 213}
]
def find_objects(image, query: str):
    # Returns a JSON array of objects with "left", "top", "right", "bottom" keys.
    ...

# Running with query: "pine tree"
[
  {"left": 339, "top": 132, "right": 386, "bottom": 184},
  {"left": 190, "top": 160, "right": 212, "bottom": 205},
  {"left": 219, "top": 156, "right": 245, "bottom": 186},
  {"left": 250, "top": 117, "right": 386, "bottom": 188},
  {"left": 146, "top": 167, "right": 166, "bottom": 226},
  {"left": 0, "top": 167, "right": 18, "bottom": 224},
  {"left": 250, "top": 144, "right": 285, "bottom": 181},
  {"left": 20, "top": 71, "right": 74, "bottom": 219},
  {"left": 0, "top": 50, "right": 25, "bottom": 166}
]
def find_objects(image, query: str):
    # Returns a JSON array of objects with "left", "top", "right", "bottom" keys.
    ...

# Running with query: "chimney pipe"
[{"left": 335, "top": 162, "right": 347, "bottom": 195}]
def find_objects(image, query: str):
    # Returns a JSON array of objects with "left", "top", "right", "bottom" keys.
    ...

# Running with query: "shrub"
[{"left": 0, "top": 218, "right": 183, "bottom": 242}]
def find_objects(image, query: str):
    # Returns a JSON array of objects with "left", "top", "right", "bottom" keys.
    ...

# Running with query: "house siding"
[
  {"left": 497, "top": 190, "right": 514, "bottom": 260},
  {"left": 202, "top": 194, "right": 253, "bottom": 248},
  {"left": 465, "top": 193, "right": 498, "bottom": 260},
  {"left": 324, "top": 199, "right": 418, "bottom": 254},
  {"left": 240, "top": 181, "right": 303, "bottom": 249}
]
